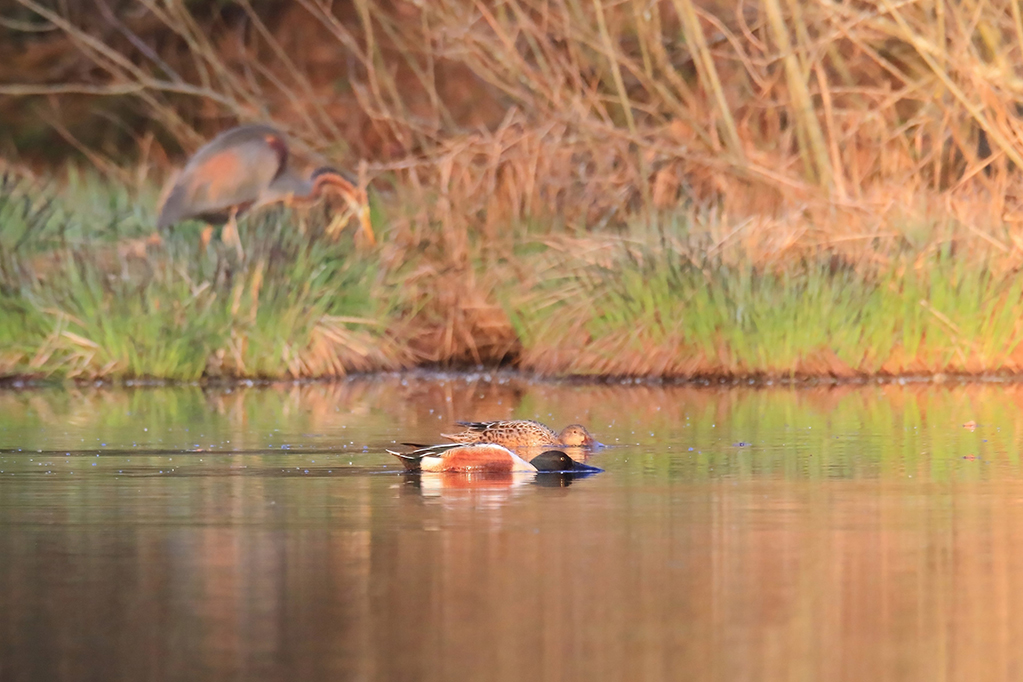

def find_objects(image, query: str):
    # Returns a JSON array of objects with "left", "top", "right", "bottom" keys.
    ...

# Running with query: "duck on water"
[{"left": 387, "top": 443, "right": 603, "bottom": 475}]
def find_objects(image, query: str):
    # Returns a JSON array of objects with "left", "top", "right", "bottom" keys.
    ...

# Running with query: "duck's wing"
[
  {"left": 387, "top": 443, "right": 463, "bottom": 472},
  {"left": 440, "top": 421, "right": 492, "bottom": 443},
  {"left": 386, "top": 442, "right": 465, "bottom": 460},
  {"left": 483, "top": 420, "right": 558, "bottom": 441},
  {"left": 454, "top": 420, "right": 494, "bottom": 429},
  {"left": 387, "top": 443, "right": 463, "bottom": 456},
  {"left": 443, "top": 420, "right": 560, "bottom": 447}
]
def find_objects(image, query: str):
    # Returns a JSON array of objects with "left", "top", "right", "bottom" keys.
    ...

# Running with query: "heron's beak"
[{"left": 357, "top": 203, "right": 375, "bottom": 246}]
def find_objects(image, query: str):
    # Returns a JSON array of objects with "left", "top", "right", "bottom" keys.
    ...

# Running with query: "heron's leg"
[
  {"left": 352, "top": 199, "right": 375, "bottom": 247},
  {"left": 222, "top": 208, "right": 245, "bottom": 260},
  {"left": 325, "top": 208, "right": 352, "bottom": 239},
  {"left": 200, "top": 225, "right": 214, "bottom": 252}
]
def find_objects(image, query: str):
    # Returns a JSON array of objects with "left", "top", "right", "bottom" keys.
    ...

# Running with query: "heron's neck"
[{"left": 310, "top": 172, "right": 358, "bottom": 200}]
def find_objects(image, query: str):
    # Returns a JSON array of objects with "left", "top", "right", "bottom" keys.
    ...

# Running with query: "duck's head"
[
  {"left": 558, "top": 424, "right": 604, "bottom": 449},
  {"left": 529, "top": 450, "right": 603, "bottom": 474}
]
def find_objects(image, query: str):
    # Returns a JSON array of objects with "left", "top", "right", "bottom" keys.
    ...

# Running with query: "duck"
[
  {"left": 440, "top": 420, "right": 603, "bottom": 449},
  {"left": 386, "top": 443, "right": 603, "bottom": 474}
]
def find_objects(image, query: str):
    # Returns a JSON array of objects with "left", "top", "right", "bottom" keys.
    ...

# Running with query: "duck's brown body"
[{"left": 441, "top": 420, "right": 600, "bottom": 449}]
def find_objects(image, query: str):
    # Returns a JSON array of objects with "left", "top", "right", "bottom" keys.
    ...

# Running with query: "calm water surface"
[{"left": 2, "top": 375, "right": 1023, "bottom": 681}]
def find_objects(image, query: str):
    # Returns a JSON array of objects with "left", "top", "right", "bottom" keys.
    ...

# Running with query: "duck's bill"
[{"left": 541, "top": 461, "right": 604, "bottom": 475}]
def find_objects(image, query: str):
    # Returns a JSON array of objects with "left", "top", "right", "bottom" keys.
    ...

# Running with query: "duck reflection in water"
[{"left": 399, "top": 470, "right": 596, "bottom": 504}]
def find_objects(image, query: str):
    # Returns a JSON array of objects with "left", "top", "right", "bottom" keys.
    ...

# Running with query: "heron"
[{"left": 156, "top": 124, "right": 374, "bottom": 257}]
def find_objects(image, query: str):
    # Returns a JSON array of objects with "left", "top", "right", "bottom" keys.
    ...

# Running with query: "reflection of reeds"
[
  {"left": 5, "top": 380, "right": 1023, "bottom": 680},
  {"left": 6, "top": 375, "right": 1023, "bottom": 478}
]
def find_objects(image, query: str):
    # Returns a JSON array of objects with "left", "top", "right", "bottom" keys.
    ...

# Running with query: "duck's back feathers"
[{"left": 441, "top": 420, "right": 560, "bottom": 447}]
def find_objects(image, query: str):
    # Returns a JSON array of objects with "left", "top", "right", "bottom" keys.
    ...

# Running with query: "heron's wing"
[{"left": 158, "top": 126, "right": 286, "bottom": 227}]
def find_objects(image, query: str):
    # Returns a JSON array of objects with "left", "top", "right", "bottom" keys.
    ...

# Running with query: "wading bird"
[
  {"left": 441, "top": 420, "right": 603, "bottom": 450},
  {"left": 157, "top": 124, "right": 374, "bottom": 257},
  {"left": 387, "top": 443, "right": 603, "bottom": 474}
]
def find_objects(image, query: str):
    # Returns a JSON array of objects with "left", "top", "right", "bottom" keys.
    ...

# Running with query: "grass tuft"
[{"left": 1, "top": 176, "right": 406, "bottom": 380}]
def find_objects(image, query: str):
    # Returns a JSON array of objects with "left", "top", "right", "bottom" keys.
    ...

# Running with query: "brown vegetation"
[
  {"left": 6, "top": 0, "right": 1023, "bottom": 218},
  {"left": 6, "top": 1, "right": 1023, "bottom": 379}
]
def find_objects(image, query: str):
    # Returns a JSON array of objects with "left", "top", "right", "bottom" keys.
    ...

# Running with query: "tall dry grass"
[{"left": 7, "top": 1, "right": 1023, "bottom": 231}]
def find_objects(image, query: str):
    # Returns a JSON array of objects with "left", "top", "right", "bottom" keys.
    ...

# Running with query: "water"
[{"left": 2, "top": 375, "right": 1023, "bottom": 681}]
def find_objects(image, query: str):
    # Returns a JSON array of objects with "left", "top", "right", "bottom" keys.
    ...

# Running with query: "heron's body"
[
  {"left": 157, "top": 125, "right": 285, "bottom": 229},
  {"left": 441, "top": 420, "right": 602, "bottom": 450},
  {"left": 157, "top": 124, "right": 373, "bottom": 254},
  {"left": 387, "top": 443, "right": 603, "bottom": 475}
]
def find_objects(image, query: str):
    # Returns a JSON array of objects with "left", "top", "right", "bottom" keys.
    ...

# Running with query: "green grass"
[
  {"left": 509, "top": 220, "right": 1023, "bottom": 378},
  {"left": 0, "top": 171, "right": 398, "bottom": 380}
]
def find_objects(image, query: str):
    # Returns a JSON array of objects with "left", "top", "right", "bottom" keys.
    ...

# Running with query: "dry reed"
[{"left": 7, "top": 1, "right": 1023, "bottom": 228}]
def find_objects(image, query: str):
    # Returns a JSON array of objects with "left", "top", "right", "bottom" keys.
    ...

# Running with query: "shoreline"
[{"left": 4, "top": 368, "right": 1023, "bottom": 390}]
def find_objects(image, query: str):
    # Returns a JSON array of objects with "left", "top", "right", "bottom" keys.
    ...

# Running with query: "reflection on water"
[{"left": 2, "top": 376, "right": 1023, "bottom": 680}]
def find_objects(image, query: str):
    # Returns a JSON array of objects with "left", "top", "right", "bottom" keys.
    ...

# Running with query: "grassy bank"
[
  {"left": 512, "top": 239, "right": 1023, "bottom": 377},
  {"left": 6, "top": 2, "right": 1023, "bottom": 379},
  {"left": 3, "top": 168, "right": 1023, "bottom": 381},
  {"left": 1, "top": 171, "right": 406, "bottom": 380}
]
